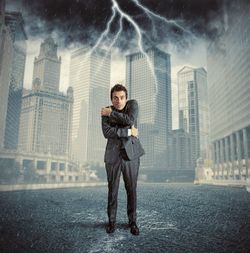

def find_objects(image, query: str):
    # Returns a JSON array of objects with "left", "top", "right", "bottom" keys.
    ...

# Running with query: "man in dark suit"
[{"left": 101, "top": 84, "right": 144, "bottom": 235}]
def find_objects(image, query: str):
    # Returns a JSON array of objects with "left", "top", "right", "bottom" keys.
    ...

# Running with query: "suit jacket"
[{"left": 102, "top": 99, "right": 145, "bottom": 164}]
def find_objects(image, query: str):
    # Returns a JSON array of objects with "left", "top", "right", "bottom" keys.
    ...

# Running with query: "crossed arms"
[{"left": 101, "top": 100, "right": 139, "bottom": 139}]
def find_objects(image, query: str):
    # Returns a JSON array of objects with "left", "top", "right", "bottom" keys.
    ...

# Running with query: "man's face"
[{"left": 111, "top": 90, "right": 127, "bottom": 111}]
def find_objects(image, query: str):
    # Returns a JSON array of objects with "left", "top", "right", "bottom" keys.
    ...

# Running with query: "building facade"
[
  {"left": 0, "top": 2, "right": 14, "bottom": 149},
  {"left": 207, "top": 2, "right": 250, "bottom": 180},
  {"left": 170, "top": 129, "right": 192, "bottom": 171},
  {"left": 126, "top": 47, "right": 172, "bottom": 170},
  {"left": 177, "top": 66, "right": 210, "bottom": 167},
  {"left": 4, "top": 12, "right": 27, "bottom": 150},
  {"left": 69, "top": 48, "right": 111, "bottom": 165},
  {"left": 18, "top": 38, "right": 73, "bottom": 157},
  {"left": 0, "top": 149, "right": 85, "bottom": 183},
  {"left": 18, "top": 85, "right": 73, "bottom": 156},
  {"left": 171, "top": 81, "right": 179, "bottom": 130},
  {"left": 32, "top": 37, "right": 61, "bottom": 92}
]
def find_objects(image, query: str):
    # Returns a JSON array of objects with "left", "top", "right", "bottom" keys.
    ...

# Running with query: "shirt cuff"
[{"left": 128, "top": 129, "right": 132, "bottom": 136}]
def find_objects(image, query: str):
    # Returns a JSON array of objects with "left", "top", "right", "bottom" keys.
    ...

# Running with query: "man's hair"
[{"left": 110, "top": 84, "right": 128, "bottom": 100}]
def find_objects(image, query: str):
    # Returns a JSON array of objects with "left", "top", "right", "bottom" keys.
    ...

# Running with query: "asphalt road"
[{"left": 0, "top": 183, "right": 250, "bottom": 253}]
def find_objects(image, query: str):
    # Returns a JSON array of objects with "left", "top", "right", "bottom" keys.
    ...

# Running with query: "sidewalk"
[
  {"left": 0, "top": 181, "right": 107, "bottom": 192},
  {"left": 194, "top": 179, "right": 247, "bottom": 188}
]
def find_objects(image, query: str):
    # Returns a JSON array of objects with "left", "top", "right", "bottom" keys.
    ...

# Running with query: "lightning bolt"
[
  {"left": 89, "top": 0, "right": 196, "bottom": 95},
  {"left": 111, "top": 0, "right": 159, "bottom": 94},
  {"left": 89, "top": 4, "right": 117, "bottom": 54},
  {"left": 80, "top": 2, "right": 118, "bottom": 72},
  {"left": 84, "top": 3, "right": 118, "bottom": 77},
  {"left": 131, "top": 0, "right": 194, "bottom": 37},
  {"left": 93, "top": 15, "right": 123, "bottom": 76},
  {"left": 92, "top": 0, "right": 157, "bottom": 93},
  {"left": 107, "top": 15, "right": 123, "bottom": 51}
]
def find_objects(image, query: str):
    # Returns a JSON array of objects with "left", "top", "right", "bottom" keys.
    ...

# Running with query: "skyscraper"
[
  {"left": 171, "top": 81, "right": 179, "bottom": 130},
  {"left": 0, "top": 1, "right": 13, "bottom": 149},
  {"left": 177, "top": 66, "right": 210, "bottom": 167},
  {"left": 170, "top": 129, "right": 192, "bottom": 171},
  {"left": 207, "top": 1, "right": 250, "bottom": 180},
  {"left": 32, "top": 37, "right": 61, "bottom": 92},
  {"left": 18, "top": 38, "right": 73, "bottom": 156},
  {"left": 69, "top": 48, "right": 111, "bottom": 165},
  {"left": 126, "top": 47, "right": 172, "bottom": 170},
  {"left": 4, "top": 11, "right": 27, "bottom": 150}
]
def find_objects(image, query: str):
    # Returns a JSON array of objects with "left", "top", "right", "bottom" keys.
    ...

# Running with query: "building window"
[
  {"left": 37, "top": 161, "right": 46, "bottom": 170},
  {"left": 59, "top": 163, "right": 65, "bottom": 171},
  {"left": 51, "top": 162, "right": 57, "bottom": 171}
]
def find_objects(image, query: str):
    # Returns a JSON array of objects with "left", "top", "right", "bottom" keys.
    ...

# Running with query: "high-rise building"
[
  {"left": 172, "top": 81, "right": 179, "bottom": 130},
  {"left": 0, "top": 0, "right": 5, "bottom": 46},
  {"left": 4, "top": 12, "right": 27, "bottom": 150},
  {"left": 170, "top": 129, "right": 192, "bottom": 171},
  {"left": 69, "top": 48, "right": 111, "bottom": 165},
  {"left": 0, "top": 2, "right": 14, "bottom": 149},
  {"left": 18, "top": 38, "right": 73, "bottom": 156},
  {"left": 126, "top": 47, "right": 172, "bottom": 170},
  {"left": 207, "top": 1, "right": 250, "bottom": 180},
  {"left": 32, "top": 37, "right": 61, "bottom": 92},
  {"left": 177, "top": 66, "right": 210, "bottom": 167}
]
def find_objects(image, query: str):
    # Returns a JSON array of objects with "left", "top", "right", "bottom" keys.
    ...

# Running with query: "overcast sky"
[{"left": 5, "top": 0, "right": 228, "bottom": 90}]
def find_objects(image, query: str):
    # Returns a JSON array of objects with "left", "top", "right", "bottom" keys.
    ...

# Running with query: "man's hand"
[
  {"left": 101, "top": 107, "right": 112, "bottom": 116},
  {"left": 131, "top": 126, "right": 138, "bottom": 138}
]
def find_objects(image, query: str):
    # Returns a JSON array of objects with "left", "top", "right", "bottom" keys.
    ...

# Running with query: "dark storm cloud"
[{"left": 5, "top": 0, "right": 248, "bottom": 50}]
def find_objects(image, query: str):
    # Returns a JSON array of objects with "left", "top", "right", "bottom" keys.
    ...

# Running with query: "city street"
[{"left": 0, "top": 183, "right": 250, "bottom": 253}]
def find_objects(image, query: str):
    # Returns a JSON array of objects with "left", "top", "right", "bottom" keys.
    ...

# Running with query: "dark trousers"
[{"left": 105, "top": 156, "right": 140, "bottom": 224}]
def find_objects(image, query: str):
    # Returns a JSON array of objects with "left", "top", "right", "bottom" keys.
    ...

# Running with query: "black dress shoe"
[
  {"left": 106, "top": 222, "right": 116, "bottom": 233},
  {"left": 129, "top": 222, "right": 139, "bottom": 235}
]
